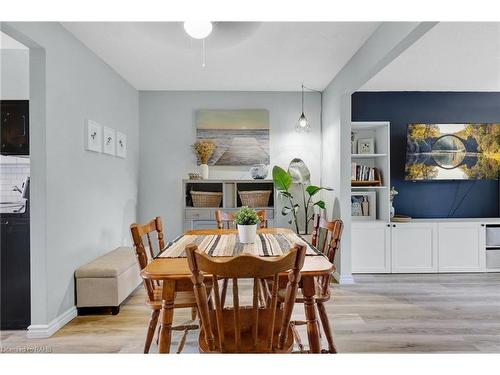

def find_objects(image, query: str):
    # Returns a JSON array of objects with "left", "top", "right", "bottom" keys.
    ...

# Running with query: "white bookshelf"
[{"left": 351, "top": 122, "right": 391, "bottom": 221}]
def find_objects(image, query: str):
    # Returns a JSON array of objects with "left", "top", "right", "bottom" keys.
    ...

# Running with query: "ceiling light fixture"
[
  {"left": 296, "top": 84, "right": 311, "bottom": 133},
  {"left": 183, "top": 21, "right": 213, "bottom": 39}
]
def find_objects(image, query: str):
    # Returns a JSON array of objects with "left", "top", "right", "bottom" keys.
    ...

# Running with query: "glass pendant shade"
[
  {"left": 295, "top": 84, "right": 311, "bottom": 133},
  {"left": 295, "top": 112, "right": 311, "bottom": 133}
]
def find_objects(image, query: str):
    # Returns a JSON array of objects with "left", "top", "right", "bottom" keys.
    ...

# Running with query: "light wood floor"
[{"left": 2, "top": 273, "right": 500, "bottom": 353}]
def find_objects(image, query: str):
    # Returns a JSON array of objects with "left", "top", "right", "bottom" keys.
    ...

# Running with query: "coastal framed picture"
[{"left": 195, "top": 109, "right": 270, "bottom": 166}]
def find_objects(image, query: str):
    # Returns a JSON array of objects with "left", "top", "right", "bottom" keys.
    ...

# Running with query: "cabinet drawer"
[
  {"left": 185, "top": 209, "right": 211, "bottom": 220},
  {"left": 486, "top": 249, "right": 500, "bottom": 269}
]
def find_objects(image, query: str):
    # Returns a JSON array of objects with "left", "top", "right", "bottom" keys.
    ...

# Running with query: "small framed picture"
[
  {"left": 116, "top": 131, "right": 127, "bottom": 158},
  {"left": 351, "top": 191, "right": 376, "bottom": 221},
  {"left": 357, "top": 138, "right": 375, "bottom": 154},
  {"left": 103, "top": 126, "right": 116, "bottom": 155},
  {"left": 85, "top": 120, "right": 102, "bottom": 153}
]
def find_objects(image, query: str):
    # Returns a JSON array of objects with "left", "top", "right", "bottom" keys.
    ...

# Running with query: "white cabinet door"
[
  {"left": 352, "top": 222, "right": 391, "bottom": 273},
  {"left": 438, "top": 222, "right": 485, "bottom": 272},
  {"left": 391, "top": 222, "right": 438, "bottom": 273}
]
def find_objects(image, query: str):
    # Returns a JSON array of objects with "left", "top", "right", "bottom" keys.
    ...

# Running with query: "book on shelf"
[{"left": 351, "top": 162, "right": 380, "bottom": 182}]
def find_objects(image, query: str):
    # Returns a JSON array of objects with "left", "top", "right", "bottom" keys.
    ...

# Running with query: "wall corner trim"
[
  {"left": 26, "top": 306, "right": 77, "bottom": 339},
  {"left": 333, "top": 271, "right": 355, "bottom": 285}
]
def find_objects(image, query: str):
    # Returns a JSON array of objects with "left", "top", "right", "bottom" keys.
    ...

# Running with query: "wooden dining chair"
[
  {"left": 186, "top": 243, "right": 306, "bottom": 353},
  {"left": 215, "top": 209, "right": 268, "bottom": 229},
  {"left": 284, "top": 214, "right": 343, "bottom": 353},
  {"left": 214, "top": 209, "right": 269, "bottom": 309},
  {"left": 130, "top": 217, "right": 198, "bottom": 353}
]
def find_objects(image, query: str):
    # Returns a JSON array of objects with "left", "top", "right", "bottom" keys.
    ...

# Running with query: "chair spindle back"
[
  {"left": 130, "top": 216, "right": 166, "bottom": 301},
  {"left": 186, "top": 243, "right": 306, "bottom": 353}
]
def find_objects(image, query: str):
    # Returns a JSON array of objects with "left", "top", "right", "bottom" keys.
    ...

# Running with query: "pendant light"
[{"left": 295, "top": 84, "right": 311, "bottom": 133}]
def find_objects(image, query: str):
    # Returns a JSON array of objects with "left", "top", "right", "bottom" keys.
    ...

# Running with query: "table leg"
[
  {"left": 301, "top": 276, "right": 321, "bottom": 353},
  {"left": 158, "top": 280, "right": 175, "bottom": 354}
]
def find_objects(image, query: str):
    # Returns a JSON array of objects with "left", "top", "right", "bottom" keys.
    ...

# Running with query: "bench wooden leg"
[{"left": 144, "top": 309, "right": 160, "bottom": 353}]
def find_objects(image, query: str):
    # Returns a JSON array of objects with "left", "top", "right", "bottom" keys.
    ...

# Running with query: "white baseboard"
[
  {"left": 333, "top": 271, "right": 355, "bottom": 285},
  {"left": 27, "top": 306, "right": 77, "bottom": 338}
]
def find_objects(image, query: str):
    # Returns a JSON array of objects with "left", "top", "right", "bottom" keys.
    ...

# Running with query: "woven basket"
[
  {"left": 238, "top": 190, "right": 272, "bottom": 208},
  {"left": 190, "top": 191, "right": 222, "bottom": 208}
]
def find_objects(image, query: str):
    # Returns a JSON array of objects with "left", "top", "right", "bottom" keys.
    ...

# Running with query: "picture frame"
[
  {"left": 351, "top": 191, "right": 376, "bottom": 221},
  {"left": 85, "top": 119, "right": 102, "bottom": 153},
  {"left": 357, "top": 137, "right": 375, "bottom": 154},
  {"left": 116, "top": 131, "right": 127, "bottom": 158},
  {"left": 103, "top": 126, "right": 116, "bottom": 155}
]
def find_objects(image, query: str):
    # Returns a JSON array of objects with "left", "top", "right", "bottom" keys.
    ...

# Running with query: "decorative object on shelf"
[
  {"left": 188, "top": 172, "right": 202, "bottom": 180},
  {"left": 351, "top": 131, "right": 357, "bottom": 154},
  {"left": 116, "top": 131, "right": 126, "bottom": 158},
  {"left": 389, "top": 186, "right": 398, "bottom": 218},
  {"left": 391, "top": 214, "right": 411, "bottom": 223},
  {"left": 273, "top": 160, "right": 331, "bottom": 234},
  {"left": 85, "top": 119, "right": 102, "bottom": 153},
  {"left": 357, "top": 137, "right": 375, "bottom": 154},
  {"left": 103, "top": 126, "right": 116, "bottom": 155},
  {"left": 351, "top": 191, "right": 376, "bottom": 221},
  {"left": 196, "top": 109, "right": 269, "bottom": 166},
  {"left": 234, "top": 206, "right": 260, "bottom": 244},
  {"left": 192, "top": 140, "right": 216, "bottom": 179},
  {"left": 190, "top": 190, "right": 222, "bottom": 208},
  {"left": 249, "top": 163, "right": 268, "bottom": 179},
  {"left": 238, "top": 190, "right": 272, "bottom": 208}
]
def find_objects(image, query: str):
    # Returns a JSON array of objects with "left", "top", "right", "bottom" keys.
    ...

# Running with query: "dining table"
[{"left": 141, "top": 227, "right": 335, "bottom": 353}]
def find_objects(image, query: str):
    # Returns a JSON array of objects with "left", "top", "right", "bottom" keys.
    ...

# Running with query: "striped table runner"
[{"left": 158, "top": 232, "right": 321, "bottom": 258}]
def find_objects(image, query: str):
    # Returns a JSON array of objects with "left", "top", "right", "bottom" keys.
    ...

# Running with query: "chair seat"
[
  {"left": 198, "top": 308, "right": 294, "bottom": 353},
  {"left": 277, "top": 278, "right": 331, "bottom": 303}
]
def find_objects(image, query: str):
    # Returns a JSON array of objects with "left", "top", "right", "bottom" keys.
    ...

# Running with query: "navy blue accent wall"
[{"left": 351, "top": 92, "right": 500, "bottom": 218}]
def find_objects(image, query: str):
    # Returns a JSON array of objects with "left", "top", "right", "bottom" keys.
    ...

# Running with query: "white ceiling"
[
  {"left": 61, "top": 22, "right": 380, "bottom": 91},
  {"left": 1, "top": 31, "right": 28, "bottom": 49},
  {"left": 361, "top": 22, "right": 500, "bottom": 91}
]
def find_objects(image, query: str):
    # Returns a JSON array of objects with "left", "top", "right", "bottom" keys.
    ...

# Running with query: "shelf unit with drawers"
[{"left": 182, "top": 179, "right": 276, "bottom": 231}]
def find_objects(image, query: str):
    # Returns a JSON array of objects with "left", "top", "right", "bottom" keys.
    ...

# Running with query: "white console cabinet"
[
  {"left": 391, "top": 222, "right": 438, "bottom": 273},
  {"left": 438, "top": 222, "right": 485, "bottom": 272},
  {"left": 351, "top": 222, "right": 391, "bottom": 273},
  {"left": 352, "top": 219, "right": 498, "bottom": 274}
]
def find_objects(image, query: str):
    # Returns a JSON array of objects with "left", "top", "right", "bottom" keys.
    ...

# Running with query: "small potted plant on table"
[{"left": 234, "top": 206, "right": 260, "bottom": 244}]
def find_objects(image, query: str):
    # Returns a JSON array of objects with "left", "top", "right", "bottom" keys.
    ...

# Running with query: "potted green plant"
[
  {"left": 234, "top": 206, "right": 260, "bottom": 244},
  {"left": 272, "top": 159, "right": 332, "bottom": 234}
]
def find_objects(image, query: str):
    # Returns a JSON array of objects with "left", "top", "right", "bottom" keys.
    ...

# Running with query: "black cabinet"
[
  {"left": 1, "top": 217, "right": 30, "bottom": 329},
  {"left": 1, "top": 100, "right": 29, "bottom": 156}
]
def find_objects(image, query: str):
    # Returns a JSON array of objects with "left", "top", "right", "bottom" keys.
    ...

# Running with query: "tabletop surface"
[{"left": 141, "top": 228, "right": 335, "bottom": 280}]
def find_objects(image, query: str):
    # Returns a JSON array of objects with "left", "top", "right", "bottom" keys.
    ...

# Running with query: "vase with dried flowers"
[{"left": 192, "top": 140, "right": 216, "bottom": 179}]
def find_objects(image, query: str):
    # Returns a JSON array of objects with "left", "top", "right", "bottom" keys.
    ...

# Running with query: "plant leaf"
[
  {"left": 272, "top": 166, "right": 292, "bottom": 191},
  {"left": 314, "top": 200, "right": 326, "bottom": 209},
  {"left": 278, "top": 191, "right": 293, "bottom": 199},
  {"left": 281, "top": 206, "right": 292, "bottom": 215},
  {"left": 306, "top": 185, "right": 322, "bottom": 196}
]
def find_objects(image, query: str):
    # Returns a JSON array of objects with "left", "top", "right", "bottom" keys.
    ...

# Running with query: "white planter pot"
[
  {"left": 238, "top": 224, "right": 257, "bottom": 244},
  {"left": 200, "top": 164, "right": 209, "bottom": 179}
]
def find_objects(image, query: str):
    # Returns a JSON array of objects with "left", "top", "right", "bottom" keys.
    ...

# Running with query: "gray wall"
[
  {"left": 3, "top": 22, "right": 139, "bottom": 326},
  {"left": 0, "top": 49, "right": 29, "bottom": 99},
  {"left": 138, "top": 91, "right": 323, "bottom": 239}
]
